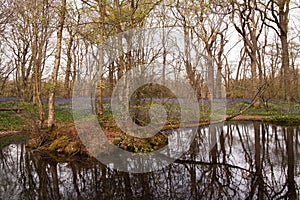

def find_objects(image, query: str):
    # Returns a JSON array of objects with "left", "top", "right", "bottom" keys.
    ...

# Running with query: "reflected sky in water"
[{"left": 0, "top": 122, "right": 299, "bottom": 199}]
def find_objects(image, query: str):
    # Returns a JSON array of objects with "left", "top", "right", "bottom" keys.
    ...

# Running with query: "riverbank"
[
  {"left": 1, "top": 114, "right": 299, "bottom": 157},
  {"left": 1, "top": 99, "right": 300, "bottom": 155}
]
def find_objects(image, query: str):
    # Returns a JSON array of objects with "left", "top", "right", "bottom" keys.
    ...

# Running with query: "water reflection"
[{"left": 0, "top": 122, "right": 299, "bottom": 199}]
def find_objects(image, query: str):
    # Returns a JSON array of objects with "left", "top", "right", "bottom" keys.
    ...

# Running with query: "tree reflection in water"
[{"left": 0, "top": 122, "right": 299, "bottom": 199}]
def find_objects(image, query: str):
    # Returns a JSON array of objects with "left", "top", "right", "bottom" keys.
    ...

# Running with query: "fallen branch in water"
[{"left": 175, "top": 159, "right": 252, "bottom": 172}]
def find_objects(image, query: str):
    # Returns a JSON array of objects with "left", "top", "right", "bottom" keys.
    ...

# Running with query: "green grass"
[
  {"left": 0, "top": 101, "right": 20, "bottom": 108},
  {"left": 227, "top": 101, "right": 300, "bottom": 117},
  {"left": 0, "top": 100, "right": 300, "bottom": 132},
  {"left": 1, "top": 99, "right": 299, "bottom": 155},
  {"left": 0, "top": 101, "right": 25, "bottom": 131},
  {"left": 0, "top": 112, "right": 24, "bottom": 131},
  {"left": 0, "top": 133, "right": 28, "bottom": 148},
  {"left": 0, "top": 100, "right": 74, "bottom": 131},
  {"left": 54, "top": 107, "right": 74, "bottom": 123}
]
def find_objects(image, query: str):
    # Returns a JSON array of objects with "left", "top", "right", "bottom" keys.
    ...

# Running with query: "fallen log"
[{"left": 0, "top": 108, "right": 24, "bottom": 113}]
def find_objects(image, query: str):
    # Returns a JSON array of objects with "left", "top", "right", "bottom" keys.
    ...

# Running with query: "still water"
[{"left": 0, "top": 122, "right": 299, "bottom": 199}]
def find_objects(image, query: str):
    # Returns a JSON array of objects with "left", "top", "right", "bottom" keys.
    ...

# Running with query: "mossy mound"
[
  {"left": 27, "top": 125, "right": 87, "bottom": 156},
  {"left": 113, "top": 132, "right": 168, "bottom": 153},
  {"left": 48, "top": 135, "right": 70, "bottom": 152}
]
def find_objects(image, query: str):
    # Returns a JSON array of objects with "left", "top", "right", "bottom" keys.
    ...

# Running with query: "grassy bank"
[
  {"left": 0, "top": 132, "right": 29, "bottom": 149},
  {"left": 1, "top": 98, "right": 300, "bottom": 155}
]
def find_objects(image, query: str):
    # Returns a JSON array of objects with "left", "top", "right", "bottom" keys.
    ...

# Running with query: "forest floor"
[{"left": 1, "top": 98, "right": 300, "bottom": 155}]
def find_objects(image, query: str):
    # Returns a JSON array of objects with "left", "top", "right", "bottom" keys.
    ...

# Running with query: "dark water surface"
[{"left": 0, "top": 122, "right": 299, "bottom": 199}]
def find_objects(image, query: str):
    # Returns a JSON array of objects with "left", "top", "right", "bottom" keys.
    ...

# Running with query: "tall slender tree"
[
  {"left": 48, "top": 0, "right": 67, "bottom": 128},
  {"left": 31, "top": 0, "right": 48, "bottom": 126},
  {"left": 96, "top": 0, "right": 105, "bottom": 116},
  {"left": 262, "top": 0, "right": 291, "bottom": 101}
]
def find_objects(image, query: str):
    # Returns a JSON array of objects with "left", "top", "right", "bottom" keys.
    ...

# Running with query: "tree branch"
[
  {"left": 175, "top": 159, "right": 253, "bottom": 173},
  {"left": 226, "top": 82, "right": 267, "bottom": 121}
]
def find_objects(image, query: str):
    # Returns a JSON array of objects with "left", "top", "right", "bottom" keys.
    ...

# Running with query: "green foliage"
[
  {"left": 127, "top": 141, "right": 154, "bottom": 153},
  {"left": 100, "top": 104, "right": 114, "bottom": 121},
  {"left": 113, "top": 131, "right": 168, "bottom": 153},
  {"left": 226, "top": 101, "right": 249, "bottom": 115},
  {"left": 0, "top": 112, "right": 24, "bottom": 131},
  {"left": 0, "top": 102, "right": 25, "bottom": 131},
  {"left": 64, "top": 141, "right": 82, "bottom": 155},
  {"left": 54, "top": 107, "right": 74, "bottom": 123},
  {"left": 0, "top": 133, "right": 28, "bottom": 149},
  {"left": 268, "top": 114, "right": 300, "bottom": 126},
  {"left": 0, "top": 101, "right": 19, "bottom": 108},
  {"left": 48, "top": 135, "right": 70, "bottom": 152}
]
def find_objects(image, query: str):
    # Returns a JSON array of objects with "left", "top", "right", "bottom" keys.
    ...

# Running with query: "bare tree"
[
  {"left": 172, "top": 0, "right": 230, "bottom": 99},
  {"left": 230, "top": 0, "right": 265, "bottom": 106},
  {"left": 0, "top": 0, "right": 14, "bottom": 93},
  {"left": 0, "top": 0, "right": 12, "bottom": 35},
  {"left": 96, "top": 0, "right": 106, "bottom": 116},
  {"left": 262, "top": 0, "right": 292, "bottom": 102},
  {"left": 194, "top": 2, "right": 230, "bottom": 99},
  {"left": 31, "top": 0, "right": 52, "bottom": 126},
  {"left": 64, "top": 26, "right": 75, "bottom": 98},
  {"left": 48, "top": 0, "right": 67, "bottom": 128}
]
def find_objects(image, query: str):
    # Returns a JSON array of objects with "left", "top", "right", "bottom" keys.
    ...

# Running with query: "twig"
[{"left": 175, "top": 159, "right": 252, "bottom": 173}]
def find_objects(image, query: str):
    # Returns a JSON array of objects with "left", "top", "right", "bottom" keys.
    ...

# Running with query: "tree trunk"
[
  {"left": 268, "top": 0, "right": 291, "bottom": 102},
  {"left": 32, "top": 0, "right": 44, "bottom": 126},
  {"left": 96, "top": 0, "right": 105, "bottom": 116},
  {"left": 279, "top": 20, "right": 291, "bottom": 102},
  {"left": 64, "top": 30, "right": 74, "bottom": 98},
  {"left": 47, "top": 0, "right": 66, "bottom": 128},
  {"left": 96, "top": 45, "right": 103, "bottom": 116}
]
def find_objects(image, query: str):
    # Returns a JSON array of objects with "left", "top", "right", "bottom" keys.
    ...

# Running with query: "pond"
[{"left": 0, "top": 122, "right": 299, "bottom": 199}]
